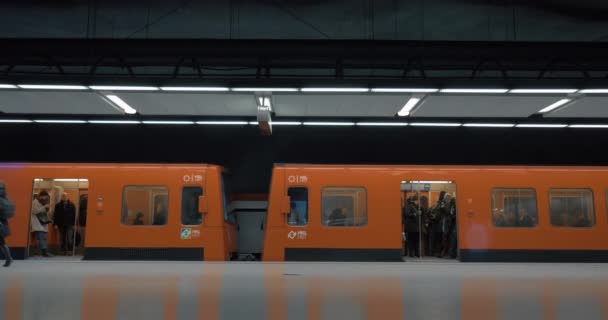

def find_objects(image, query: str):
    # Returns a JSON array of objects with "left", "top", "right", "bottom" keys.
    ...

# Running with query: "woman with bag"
[
  {"left": 31, "top": 190, "right": 53, "bottom": 257},
  {"left": 0, "top": 181, "right": 14, "bottom": 267}
]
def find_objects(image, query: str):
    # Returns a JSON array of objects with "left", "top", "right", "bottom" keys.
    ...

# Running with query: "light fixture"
[
  {"left": 159, "top": 87, "right": 229, "bottom": 92},
  {"left": 34, "top": 120, "right": 87, "bottom": 124},
  {"left": 104, "top": 95, "right": 137, "bottom": 114},
  {"left": 142, "top": 121, "right": 195, "bottom": 125},
  {"left": 300, "top": 88, "right": 369, "bottom": 93},
  {"left": 356, "top": 122, "right": 408, "bottom": 126},
  {"left": 249, "top": 121, "right": 259, "bottom": 125},
  {"left": 90, "top": 85, "right": 159, "bottom": 91},
  {"left": 515, "top": 124, "right": 567, "bottom": 128},
  {"left": 18, "top": 84, "right": 88, "bottom": 90},
  {"left": 196, "top": 121, "right": 249, "bottom": 125},
  {"left": 462, "top": 123, "right": 515, "bottom": 128},
  {"left": 272, "top": 121, "right": 302, "bottom": 125},
  {"left": 371, "top": 88, "right": 438, "bottom": 93},
  {"left": 0, "top": 84, "right": 17, "bottom": 89},
  {"left": 440, "top": 89, "right": 508, "bottom": 93},
  {"left": 537, "top": 99, "right": 571, "bottom": 113},
  {"left": 231, "top": 87, "right": 298, "bottom": 92},
  {"left": 510, "top": 89, "right": 578, "bottom": 94},
  {"left": 397, "top": 97, "right": 422, "bottom": 116},
  {"left": 579, "top": 89, "right": 608, "bottom": 94},
  {"left": 569, "top": 124, "right": 608, "bottom": 128},
  {"left": 302, "top": 122, "right": 356, "bottom": 126},
  {"left": 88, "top": 120, "right": 141, "bottom": 124},
  {"left": 0, "top": 119, "right": 33, "bottom": 123},
  {"left": 410, "top": 122, "right": 462, "bottom": 127}
]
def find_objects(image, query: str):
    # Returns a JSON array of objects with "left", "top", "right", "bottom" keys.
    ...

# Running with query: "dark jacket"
[
  {"left": 54, "top": 200, "right": 77, "bottom": 227},
  {"left": 0, "top": 186, "right": 11, "bottom": 236},
  {"left": 428, "top": 200, "right": 446, "bottom": 232},
  {"left": 78, "top": 195, "right": 88, "bottom": 226},
  {"left": 405, "top": 202, "right": 422, "bottom": 232}
]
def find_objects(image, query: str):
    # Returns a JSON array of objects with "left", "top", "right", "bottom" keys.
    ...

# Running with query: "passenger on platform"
[
  {"left": 517, "top": 207, "right": 534, "bottom": 227},
  {"left": 133, "top": 212, "right": 145, "bottom": 225},
  {"left": 78, "top": 194, "right": 88, "bottom": 248},
  {"left": 54, "top": 192, "right": 76, "bottom": 254},
  {"left": 30, "top": 191, "right": 53, "bottom": 257},
  {"left": 328, "top": 208, "right": 346, "bottom": 226},
  {"left": 447, "top": 197, "right": 458, "bottom": 259},
  {"left": 405, "top": 195, "right": 421, "bottom": 258},
  {"left": 428, "top": 191, "right": 446, "bottom": 257},
  {"left": 0, "top": 181, "right": 15, "bottom": 267}
]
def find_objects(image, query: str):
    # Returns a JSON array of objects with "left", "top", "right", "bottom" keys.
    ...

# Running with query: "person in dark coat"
[
  {"left": 446, "top": 197, "right": 458, "bottom": 259},
  {"left": 78, "top": 194, "right": 88, "bottom": 248},
  {"left": 133, "top": 212, "right": 145, "bottom": 225},
  {"left": 53, "top": 192, "right": 77, "bottom": 254},
  {"left": 405, "top": 195, "right": 421, "bottom": 258},
  {"left": 428, "top": 191, "right": 446, "bottom": 257},
  {"left": 517, "top": 207, "right": 535, "bottom": 227},
  {"left": 440, "top": 194, "right": 455, "bottom": 258},
  {"left": 0, "top": 181, "right": 14, "bottom": 267},
  {"left": 328, "top": 208, "right": 346, "bottom": 226}
]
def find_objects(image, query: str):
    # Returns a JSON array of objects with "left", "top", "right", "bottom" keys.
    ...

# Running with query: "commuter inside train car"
[
  {"left": 447, "top": 197, "right": 458, "bottom": 259},
  {"left": 54, "top": 192, "right": 76, "bottom": 255},
  {"left": 517, "top": 207, "right": 535, "bottom": 227},
  {"left": 78, "top": 194, "right": 87, "bottom": 249},
  {"left": 405, "top": 195, "right": 421, "bottom": 258},
  {"left": 30, "top": 191, "right": 53, "bottom": 257},
  {"left": 428, "top": 191, "right": 447, "bottom": 257},
  {"left": 327, "top": 208, "right": 347, "bottom": 226},
  {"left": 133, "top": 212, "right": 145, "bottom": 225},
  {"left": 153, "top": 196, "right": 168, "bottom": 226},
  {"left": 287, "top": 187, "right": 308, "bottom": 226},
  {"left": 493, "top": 209, "right": 507, "bottom": 227}
]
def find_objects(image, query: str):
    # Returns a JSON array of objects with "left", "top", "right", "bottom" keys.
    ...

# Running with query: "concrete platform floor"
[{"left": 1, "top": 260, "right": 607, "bottom": 320}]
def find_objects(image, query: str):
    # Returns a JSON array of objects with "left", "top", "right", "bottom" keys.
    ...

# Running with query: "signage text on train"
[
  {"left": 288, "top": 175, "right": 308, "bottom": 183},
  {"left": 287, "top": 230, "right": 307, "bottom": 240},
  {"left": 183, "top": 174, "right": 203, "bottom": 183}
]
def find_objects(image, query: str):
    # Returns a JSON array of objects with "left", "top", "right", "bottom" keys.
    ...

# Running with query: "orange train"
[{"left": 2, "top": 163, "right": 608, "bottom": 262}]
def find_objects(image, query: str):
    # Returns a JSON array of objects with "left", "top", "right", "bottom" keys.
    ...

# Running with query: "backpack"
[{"left": 0, "top": 197, "right": 15, "bottom": 219}]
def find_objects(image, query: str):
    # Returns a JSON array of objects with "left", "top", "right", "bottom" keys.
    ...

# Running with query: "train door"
[
  {"left": 400, "top": 180, "right": 458, "bottom": 261},
  {"left": 29, "top": 178, "right": 89, "bottom": 259}
]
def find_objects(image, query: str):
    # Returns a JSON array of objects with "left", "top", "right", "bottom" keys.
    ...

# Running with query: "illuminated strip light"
[
  {"left": 440, "top": 89, "right": 508, "bottom": 93},
  {"left": 249, "top": 121, "right": 259, "bottom": 125},
  {"left": 537, "top": 99, "right": 571, "bottom": 113},
  {"left": 410, "top": 122, "right": 462, "bottom": 127},
  {"left": 90, "top": 85, "right": 159, "bottom": 91},
  {"left": 34, "top": 120, "right": 87, "bottom": 124},
  {"left": 357, "top": 122, "right": 408, "bottom": 126},
  {"left": 231, "top": 88, "right": 298, "bottom": 92},
  {"left": 160, "top": 87, "right": 229, "bottom": 92},
  {"left": 397, "top": 97, "right": 422, "bottom": 116},
  {"left": 510, "top": 89, "right": 578, "bottom": 94},
  {"left": 105, "top": 95, "right": 137, "bottom": 114},
  {"left": 18, "top": 84, "right": 88, "bottom": 90},
  {"left": 579, "top": 89, "right": 608, "bottom": 94},
  {"left": 463, "top": 123, "right": 515, "bottom": 128},
  {"left": 515, "top": 124, "right": 568, "bottom": 128},
  {"left": 142, "top": 121, "right": 195, "bottom": 125},
  {"left": 303, "top": 122, "right": 355, "bottom": 126},
  {"left": 371, "top": 88, "right": 438, "bottom": 93},
  {"left": 196, "top": 121, "right": 249, "bottom": 125},
  {"left": 88, "top": 120, "right": 141, "bottom": 124},
  {"left": 0, "top": 84, "right": 17, "bottom": 89},
  {"left": 300, "top": 88, "right": 369, "bottom": 93},
  {"left": 53, "top": 179, "right": 89, "bottom": 182},
  {"left": 0, "top": 119, "right": 33, "bottom": 123},
  {"left": 569, "top": 124, "right": 608, "bottom": 128},
  {"left": 406, "top": 180, "right": 453, "bottom": 184}
]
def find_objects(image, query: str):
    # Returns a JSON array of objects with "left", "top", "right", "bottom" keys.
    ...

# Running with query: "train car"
[
  {"left": 262, "top": 164, "right": 608, "bottom": 262},
  {"left": 0, "top": 163, "right": 236, "bottom": 261}
]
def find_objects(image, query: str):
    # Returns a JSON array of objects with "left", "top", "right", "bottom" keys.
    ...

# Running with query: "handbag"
[{"left": 36, "top": 211, "right": 52, "bottom": 225}]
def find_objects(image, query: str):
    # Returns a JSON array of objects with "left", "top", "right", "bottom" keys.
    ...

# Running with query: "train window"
[
  {"left": 321, "top": 187, "right": 367, "bottom": 227},
  {"left": 121, "top": 186, "right": 168, "bottom": 226},
  {"left": 549, "top": 189, "right": 595, "bottom": 228},
  {"left": 181, "top": 187, "right": 203, "bottom": 226},
  {"left": 491, "top": 188, "right": 538, "bottom": 228},
  {"left": 287, "top": 187, "right": 308, "bottom": 226}
]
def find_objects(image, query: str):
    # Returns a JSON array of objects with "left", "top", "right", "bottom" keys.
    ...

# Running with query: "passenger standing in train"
[
  {"left": 440, "top": 194, "right": 453, "bottom": 257},
  {"left": 328, "top": 208, "right": 346, "bottom": 226},
  {"left": 419, "top": 195, "right": 430, "bottom": 255},
  {"left": 54, "top": 192, "right": 76, "bottom": 255},
  {"left": 517, "top": 207, "right": 534, "bottom": 227},
  {"left": 133, "top": 212, "right": 145, "bottom": 225},
  {"left": 428, "top": 191, "right": 446, "bottom": 257},
  {"left": 447, "top": 197, "right": 458, "bottom": 259},
  {"left": 0, "top": 181, "right": 15, "bottom": 267},
  {"left": 405, "top": 195, "right": 421, "bottom": 258},
  {"left": 153, "top": 201, "right": 167, "bottom": 225},
  {"left": 78, "top": 194, "right": 88, "bottom": 248},
  {"left": 31, "top": 191, "right": 53, "bottom": 257}
]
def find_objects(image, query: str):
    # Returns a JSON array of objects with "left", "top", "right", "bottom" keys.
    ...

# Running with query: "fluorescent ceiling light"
[
  {"left": 231, "top": 87, "right": 298, "bottom": 92},
  {"left": 538, "top": 99, "right": 571, "bottom": 113},
  {"left": 515, "top": 124, "right": 567, "bottom": 128},
  {"left": 90, "top": 85, "right": 159, "bottom": 91},
  {"left": 510, "top": 89, "right": 578, "bottom": 94},
  {"left": 142, "top": 121, "right": 195, "bottom": 125},
  {"left": 0, "top": 84, "right": 17, "bottom": 89},
  {"left": 0, "top": 119, "right": 33, "bottom": 123},
  {"left": 303, "top": 122, "right": 355, "bottom": 126},
  {"left": 357, "top": 122, "right": 408, "bottom": 126},
  {"left": 34, "top": 120, "right": 87, "bottom": 124},
  {"left": 463, "top": 123, "right": 515, "bottom": 128},
  {"left": 397, "top": 97, "right": 422, "bottom": 116},
  {"left": 273, "top": 121, "right": 302, "bottom": 125},
  {"left": 159, "top": 87, "right": 229, "bottom": 92},
  {"left": 88, "top": 120, "right": 141, "bottom": 124},
  {"left": 440, "top": 89, "right": 508, "bottom": 93},
  {"left": 196, "top": 121, "right": 249, "bottom": 125},
  {"left": 371, "top": 88, "right": 438, "bottom": 93},
  {"left": 579, "top": 89, "right": 608, "bottom": 94},
  {"left": 18, "top": 84, "right": 88, "bottom": 90},
  {"left": 105, "top": 95, "right": 137, "bottom": 114},
  {"left": 410, "top": 122, "right": 461, "bottom": 127},
  {"left": 249, "top": 121, "right": 259, "bottom": 125},
  {"left": 569, "top": 124, "right": 608, "bottom": 128},
  {"left": 300, "top": 88, "right": 369, "bottom": 93},
  {"left": 409, "top": 180, "right": 453, "bottom": 184}
]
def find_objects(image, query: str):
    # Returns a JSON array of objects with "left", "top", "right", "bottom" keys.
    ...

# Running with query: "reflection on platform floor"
[{"left": 1, "top": 261, "right": 608, "bottom": 320}]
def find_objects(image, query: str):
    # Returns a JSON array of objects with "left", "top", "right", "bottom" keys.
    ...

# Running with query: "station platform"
[{"left": 1, "top": 260, "right": 607, "bottom": 320}]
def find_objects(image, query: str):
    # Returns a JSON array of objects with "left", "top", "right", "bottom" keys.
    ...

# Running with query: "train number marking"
[
  {"left": 288, "top": 175, "right": 308, "bottom": 183},
  {"left": 183, "top": 174, "right": 203, "bottom": 183}
]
